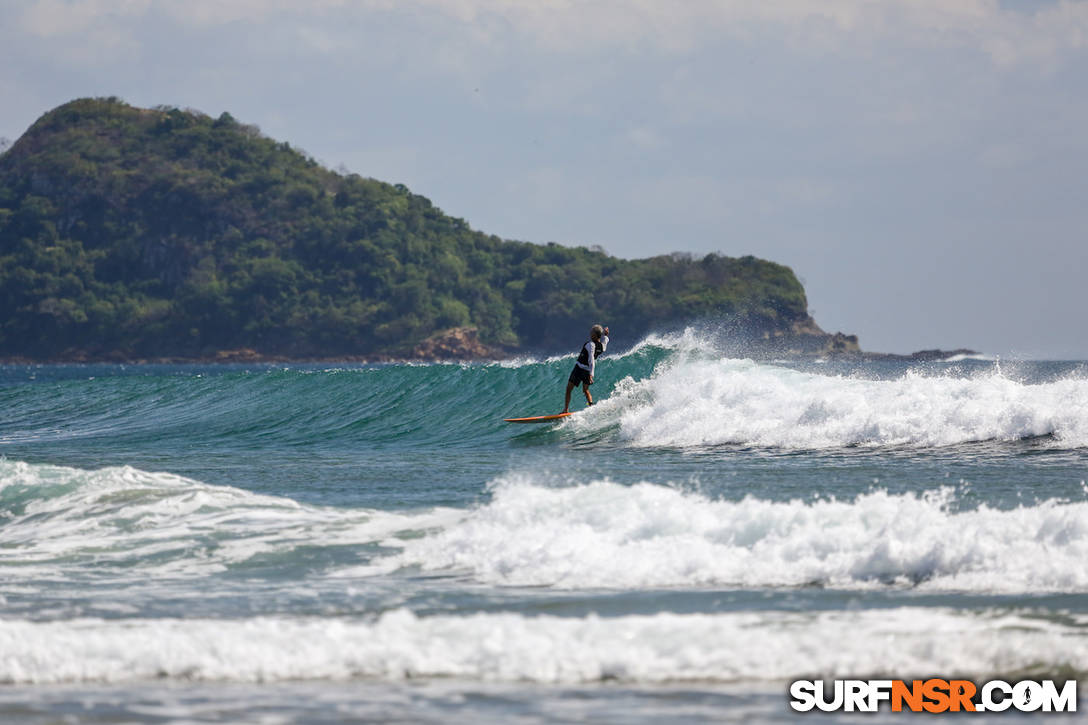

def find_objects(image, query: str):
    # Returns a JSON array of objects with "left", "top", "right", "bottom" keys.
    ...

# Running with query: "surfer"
[{"left": 563, "top": 324, "right": 609, "bottom": 413}]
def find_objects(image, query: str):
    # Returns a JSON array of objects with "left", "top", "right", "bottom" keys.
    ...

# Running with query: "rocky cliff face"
[{"left": 411, "top": 327, "right": 504, "bottom": 361}]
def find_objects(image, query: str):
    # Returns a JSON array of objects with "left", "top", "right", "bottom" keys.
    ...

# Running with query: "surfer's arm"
[{"left": 588, "top": 335, "right": 609, "bottom": 380}]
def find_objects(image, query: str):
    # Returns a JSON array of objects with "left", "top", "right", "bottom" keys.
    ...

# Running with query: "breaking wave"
[
  {"left": 367, "top": 475, "right": 1088, "bottom": 593},
  {"left": 0, "top": 607, "right": 1084, "bottom": 685},
  {"left": 569, "top": 356, "right": 1088, "bottom": 449},
  {"left": 5, "top": 462, "right": 1087, "bottom": 595}
]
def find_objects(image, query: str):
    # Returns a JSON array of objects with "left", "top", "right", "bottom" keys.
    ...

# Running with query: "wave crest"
[
  {"left": 367, "top": 476, "right": 1088, "bottom": 592},
  {"left": 574, "top": 357, "right": 1088, "bottom": 449}
]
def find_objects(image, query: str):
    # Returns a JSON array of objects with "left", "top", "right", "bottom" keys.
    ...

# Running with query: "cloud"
[
  {"left": 155, "top": 0, "right": 351, "bottom": 27},
  {"left": 15, "top": 0, "right": 149, "bottom": 64},
  {"left": 624, "top": 126, "right": 664, "bottom": 151},
  {"left": 401, "top": 0, "right": 1088, "bottom": 67},
  {"left": 18, "top": 0, "right": 150, "bottom": 38},
  {"left": 979, "top": 143, "right": 1033, "bottom": 169},
  {"left": 14, "top": 0, "right": 1088, "bottom": 67}
]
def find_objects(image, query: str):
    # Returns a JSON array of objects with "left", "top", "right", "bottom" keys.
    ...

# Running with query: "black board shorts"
[{"left": 568, "top": 365, "right": 592, "bottom": 387}]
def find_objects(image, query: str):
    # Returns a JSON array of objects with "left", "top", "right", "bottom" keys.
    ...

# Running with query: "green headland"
[{"left": 0, "top": 97, "right": 856, "bottom": 362}]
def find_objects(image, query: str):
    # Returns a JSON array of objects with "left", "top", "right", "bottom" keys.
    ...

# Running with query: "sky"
[{"left": 2, "top": 0, "right": 1087, "bottom": 358}]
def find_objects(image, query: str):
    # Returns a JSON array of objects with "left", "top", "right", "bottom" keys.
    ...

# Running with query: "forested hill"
[{"left": 0, "top": 97, "right": 844, "bottom": 361}]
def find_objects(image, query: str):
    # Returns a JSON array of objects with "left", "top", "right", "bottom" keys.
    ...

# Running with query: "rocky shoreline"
[
  {"left": 853, "top": 348, "right": 982, "bottom": 362},
  {"left": 0, "top": 325, "right": 979, "bottom": 366}
]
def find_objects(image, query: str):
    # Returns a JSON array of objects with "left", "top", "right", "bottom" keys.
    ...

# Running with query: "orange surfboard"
[{"left": 503, "top": 412, "right": 573, "bottom": 424}]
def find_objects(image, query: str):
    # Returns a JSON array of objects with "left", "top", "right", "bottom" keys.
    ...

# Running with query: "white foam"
[
  {"left": 492, "top": 352, "right": 573, "bottom": 368},
  {"left": 8, "top": 462, "right": 1088, "bottom": 595},
  {"left": 577, "top": 357, "right": 1088, "bottom": 449},
  {"left": 617, "top": 328, "right": 704, "bottom": 357},
  {"left": 0, "top": 461, "right": 458, "bottom": 580},
  {"left": 0, "top": 607, "right": 1083, "bottom": 685},
  {"left": 944, "top": 353, "right": 998, "bottom": 362},
  {"left": 491, "top": 329, "right": 699, "bottom": 369},
  {"left": 363, "top": 477, "right": 1088, "bottom": 592}
]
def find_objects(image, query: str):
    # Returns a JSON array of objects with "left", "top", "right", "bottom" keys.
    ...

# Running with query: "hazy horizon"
[{"left": 3, "top": 0, "right": 1086, "bottom": 359}]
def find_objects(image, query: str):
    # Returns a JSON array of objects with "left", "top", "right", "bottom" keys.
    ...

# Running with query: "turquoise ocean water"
[{"left": 1, "top": 332, "right": 1087, "bottom": 723}]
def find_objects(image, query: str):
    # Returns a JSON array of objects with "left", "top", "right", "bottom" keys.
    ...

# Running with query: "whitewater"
[{"left": 1, "top": 337, "right": 1087, "bottom": 723}]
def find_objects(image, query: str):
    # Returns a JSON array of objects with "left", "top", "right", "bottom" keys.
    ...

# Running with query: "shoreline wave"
[{"left": 0, "top": 607, "right": 1083, "bottom": 685}]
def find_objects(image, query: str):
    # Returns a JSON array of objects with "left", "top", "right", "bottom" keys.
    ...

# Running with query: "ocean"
[{"left": 1, "top": 332, "right": 1086, "bottom": 723}]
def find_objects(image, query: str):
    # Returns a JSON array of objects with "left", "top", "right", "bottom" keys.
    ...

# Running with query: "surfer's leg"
[
  {"left": 563, "top": 381, "right": 575, "bottom": 413},
  {"left": 583, "top": 382, "right": 593, "bottom": 406}
]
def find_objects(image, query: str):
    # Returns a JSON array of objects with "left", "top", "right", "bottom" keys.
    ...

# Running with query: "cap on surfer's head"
[{"left": 590, "top": 324, "right": 604, "bottom": 340}]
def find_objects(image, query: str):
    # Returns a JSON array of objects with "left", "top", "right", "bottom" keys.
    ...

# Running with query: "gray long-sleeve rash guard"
[{"left": 575, "top": 335, "right": 609, "bottom": 378}]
